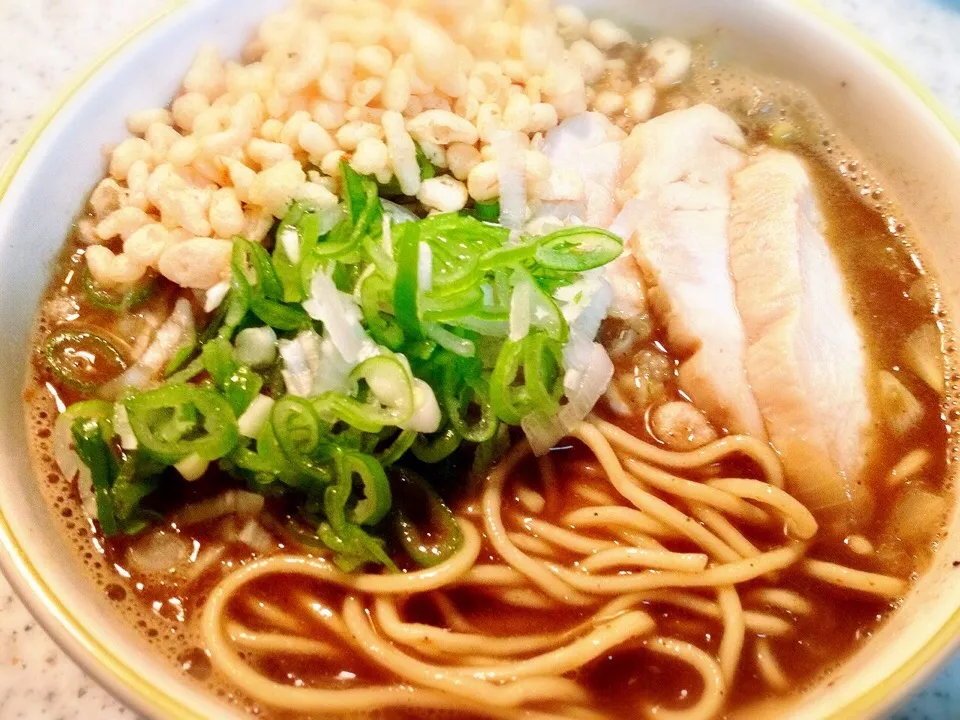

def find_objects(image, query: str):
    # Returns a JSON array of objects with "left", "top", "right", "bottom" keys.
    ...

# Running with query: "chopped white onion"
[
  {"left": 113, "top": 403, "right": 138, "bottom": 450},
  {"left": 126, "top": 530, "right": 191, "bottom": 574},
  {"left": 481, "top": 284, "right": 495, "bottom": 307},
  {"left": 494, "top": 130, "right": 527, "bottom": 231},
  {"left": 418, "top": 241, "right": 433, "bottom": 293},
  {"left": 425, "top": 322, "right": 476, "bottom": 357},
  {"left": 317, "top": 203, "right": 347, "bottom": 234},
  {"left": 238, "top": 394, "right": 276, "bottom": 438},
  {"left": 522, "top": 341, "right": 614, "bottom": 455},
  {"left": 183, "top": 544, "right": 226, "bottom": 584},
  {"left": 172, "top": 490, "right": 265, "bottom": 526},
  {"left": 402, "top": 379, "right": 442, "bottom": 433},
  {"left": 204, "top": 280, "right": 231, "bottom": 313},
  {"left": 509, "top": 279, "right": 532, "bottom": 341},
  {"left": 237, "top": 519, "right": 275, "bottom": 553},
  {"left": 538, "top": 113, "right": 623, "bottom": 228},
  {"left": 100, "top": 297, "right": 195, "bottom": 398},
  {"left": 279, "top": 329, "right": 362, "bottom": 398},
  {"left": 381, "top": 199, "right": 419, "bottom": 224},
  {"left": 304, "top": 269, "right": 378, "bottom": 364},
  {"left": 53, "top": 411, "right": 80, "bottom": 481},
  {"left": 560, "top": 272, "right": 613, "bottom": 342},
  {"left": 234, "top": 326, "right": 278, "bottom": 368},
  {"left": 174, "top": 452, "right": 210, "bottom": 482},
  {"left": 77, "top": 466, "right": 96, "bottom": 519},
  {"left": 366, "top": 360, "right": 412, "bottom": 410},
  {"left": 540, "top": 112, "right": 620, "bottom": 161},
  {"left": 278, "top": 332, "right": 314, "bottom": 397},
  {"left": 278, "top": 225, "right": 302, "bottom": 263},
  {"left": 382, "top": 213, "right": 393, "bottom": 259}
]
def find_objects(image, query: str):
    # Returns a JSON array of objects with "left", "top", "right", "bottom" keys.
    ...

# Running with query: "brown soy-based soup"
[{"left": 23, "top": 23, "right": 956, "bottom": 720}]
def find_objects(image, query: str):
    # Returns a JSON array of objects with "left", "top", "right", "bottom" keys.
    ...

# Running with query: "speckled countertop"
[{"left": 1, "top": 1, "right": 960, "bottom": 718}]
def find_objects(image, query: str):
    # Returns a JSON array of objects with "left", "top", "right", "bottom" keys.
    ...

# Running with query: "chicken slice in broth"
[
  {"left": 616, "top": 104, "right": 765, "bottom": 438},
  {"left": 729, "top": 149, "right": 873, "bottom": 529}
]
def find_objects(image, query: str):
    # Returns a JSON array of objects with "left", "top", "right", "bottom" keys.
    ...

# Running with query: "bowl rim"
[{"left": 1, "top": 0, "right": 960, "bottom": 718}]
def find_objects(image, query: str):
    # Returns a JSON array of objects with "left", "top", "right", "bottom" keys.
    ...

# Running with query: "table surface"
[{"left": 2, "top": 1, "right": 960, "bottom": 718}]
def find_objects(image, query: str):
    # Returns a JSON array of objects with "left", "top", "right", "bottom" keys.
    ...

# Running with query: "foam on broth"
[{"left": 21, "top": 40, "right": 959, "bottom": 719}]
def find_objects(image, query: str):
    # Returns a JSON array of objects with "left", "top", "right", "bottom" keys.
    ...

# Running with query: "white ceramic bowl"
[{"left": 2, "top": 0, "right": 960, "bottom": 717}]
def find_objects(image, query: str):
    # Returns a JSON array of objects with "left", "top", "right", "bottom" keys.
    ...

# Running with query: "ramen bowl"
[{"left": 1, "top": 0, "right": 959, "bottom": 717}]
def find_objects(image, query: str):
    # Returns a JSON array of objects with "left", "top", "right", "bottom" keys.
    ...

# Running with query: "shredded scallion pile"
[{"left": 50, "top": 161, "right": 622, "bottom": 571}]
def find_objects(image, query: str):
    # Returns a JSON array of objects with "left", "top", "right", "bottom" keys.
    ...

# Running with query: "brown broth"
[{"left": 21, "top": 44, "right": 959, "bottom": 720}]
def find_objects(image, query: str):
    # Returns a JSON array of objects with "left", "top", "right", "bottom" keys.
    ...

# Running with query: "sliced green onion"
[
  {"left": 124, "top": 384, "right": 239, "bottom": 464},
  {"left": 272, "top": 237, "right": 305, "bottom": 303},
  {"left": 222, "top": 365, "right": 264, "bottom": 416},
  {"left": 376, "top": 428, "right": 417, "bottom": 466},
  {"left": 321, "top": 451, "right": 397, "bottom": 570},
  {"left": 82, "top": 267, "right": 157, "bottom": 312},
  {"left": 448, "top": 309, "right": 510, "bottom": 337},
  {"left": 393, "top": 222, "right": 423, "bottom": 341},
  {"left": 521, "top": 332, "right": 564, "bottom": 413},
  {"left": 421, "top": 285, "right": 485, "bottom": 322},
  {"left": 326, "top": 355, "right": 414, "bottom": 431},
  {"left": 305, "top": 164, "right": 381, "bottom": 267},
  {"left": 424, "top": 322, "right": 476, "bottom": 358},
  {"left": 255, "top": 421, "right": 313, "bottom": 488},
  {"left": 392, "top": 468, "right": 463, "bottom": 567},
  {"left": 274, "top": 200, "right": 325, "bottom": 302},
  {"left": 217, "top": 287, "right": 249, "bottom": 340},
  {"left": 201, "top": 337, "right": 236, "bottom": 386},
  {"left": 45, "top": 328, "right": 127, "bottom": 392},
  {"left": 71, "top": 417, "right": 118, "bottom": 537},
  {"left": 233, "top": 326, "right": 278, "bottom": 368},
  {"left": 231, "top": 239, "right": 311, "bottom": 331},
  {"left": 473, "top": 200, "right": 501, "bottom": 222},
  {"left": 471, "top": 422, "right": 511, "bottom": 477},
  {"left": 250, "top": 296, "right": 312, "bottom": 331},
  {"left": 270, "top": 396, "right": 332, "bottom": 485},
  {"left": 442, "top": 362, "right": 499, "bottom": 443},
  {"left": 164, "top": 340, "right": 197, "bottom": 378},
  {"left": 534, "top": 226, "right": 623, "bottom": 271},
  {"left": 411, "top": 424, "right": 462, "bottom": 463},
  {"left": 518, "top": 269, "right": 568, "bottom": 342},
  {"left": 358, "top": 270, "right": 404, "bottom": 350},
  {"left": 489, "top": 338, "right": 528, "bottom": 425},
  {"left": 164, "top": 356, "right": 205, "bottom": 386},
  {"left": 110, "top": 452, "right": 161, "bottom": 532},
  {"left": 490, "top": 332, "right": 564, "bottom": 424},
  {"left": 479, "top": 239, "right": 538, "bottom": 270},
  {"left": 339, "top": 451, "right": 391, "bottom": 526},
  {"left": 416, "top": 142, "right": 437, "bottom": 181},
  {"left": 248, "top": 241, "right": 285, "bottom": 301}
]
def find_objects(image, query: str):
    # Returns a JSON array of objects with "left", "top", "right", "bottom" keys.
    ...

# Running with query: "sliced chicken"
[
  {"left": 728, "top": 149, "right": 873, "bottom": 526},
  {"left": 536, "top": 111, "right": 625, "bottom": 228},
  {"left": 617, "top": 104, "right": 765, "bottom": 437},
  {"left": 536, "top": 112, "right": 646, "bottom": 319}
]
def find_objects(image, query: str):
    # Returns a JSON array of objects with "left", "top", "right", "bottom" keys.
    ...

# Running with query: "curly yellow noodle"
[
  {"left": 755, "top": 638, "right": 790, "bottom": 691},
  {"left": 621, "top": 458, "right": 771, "bottom": 526},
  {"left": 643, "top": 637, "right": 726, "bottom": 720},
  {"left": 589, "top": 415, "right": 785, "bottom": 489},
  {"left": 717, "top": 586, "right": 746, "bottom": 685},
  {"left": 689, "top": 505, "right": 763, "bottom": 559},
  {"left": 195, "top": 418, "right": 909, "bottom": 719},
  {"left": 519, "top": 516, "right": 621, "bottom": 555}
]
